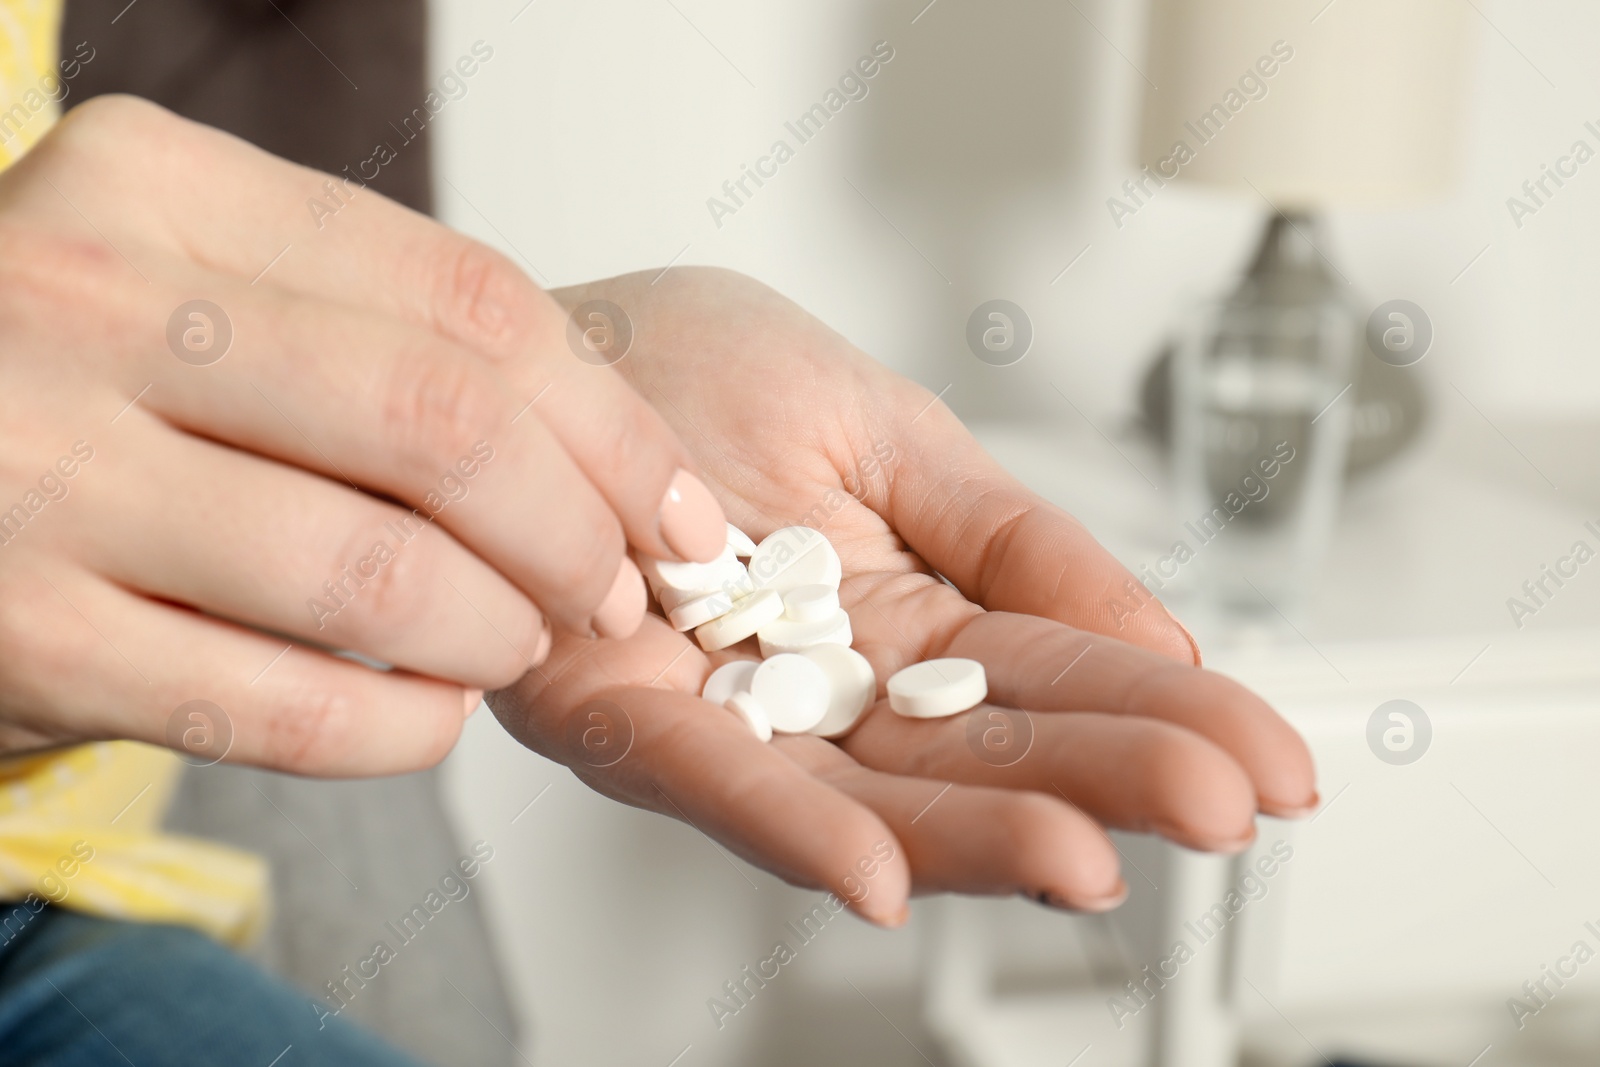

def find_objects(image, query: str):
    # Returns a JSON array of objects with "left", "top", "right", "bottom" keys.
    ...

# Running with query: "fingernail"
[
  {"left": 1079, "top": 881, "right": 1130, "bottom": 912},
  {"left": 658, "top": 468, "right": 726, "bottom": 563},
  {"left": 464, "top": 689, "right": 483, "bottom": 716},
  {"left": 532, "top": 618, "right": 553, "bottom": 664},
  {"left": 593, "top": 556, "right": 646, "bottom": 640},
  {"left": 864, "top": 901, "right": 910, "bottom": 929},
  {"left": 1211, "top": 831, "right": 1258, "bottom": 854},
  {"left": 1036, "top": 881, "right": 1128, "bottom": 913},
  {"left": 1165, "top": 606, "right": 1202, "bottom": 666},
  {"left": 1262, "top": 790, "right": 1320, "bottom": 820}
]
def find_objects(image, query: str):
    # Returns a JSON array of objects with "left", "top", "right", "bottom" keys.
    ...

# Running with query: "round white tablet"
[
  {"left": 667, "top": 588, "right": 740, "bottom": 631},
  {"left": 640, "top": 545, "right": 738, "bottom": 594},
  {"left": 653, "top": 560, "right": 752, "bottom": 612},
  {"left": 748, "top": 526, "right": 843, "bottom": 594},
  {"left": 802, "top": 644, "right": 877, "bottom": 739},
  {"left": 724, "top": 691, "right": 772, "bottom": 742},
  {"left": 886, "top": 658, "right": 988, "bottom": 719},
  {"left": 750, "top": 654, "right": 830, "bottom": 733},
  {"left": 782, "top": 584, "right": 840, "bottom": 622},
  {"left": 757, "top": 609, "right": 852, "bottom": 658},
  {"left": 694, "top": 587, "right": 782, "bottom": 652},
  {"left": 725, "top": 523, "right": 758, "bottom": 558},
  {"left": 701, "top": 659, "right": 759, "bottom": 707}
]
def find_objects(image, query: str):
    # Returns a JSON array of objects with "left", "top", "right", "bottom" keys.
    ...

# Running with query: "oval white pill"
[
  {"left": 783, "top": 584, "right": 840, "bottom": 622},
  {"left": 802, "top": 644, "right": 876, "bottom": 739},
  {"left": 694, "top": 587, "right": 783, "bottom": 652},
  {"left": 641, "top": 546, "right": 738, "bottom": 594},
  {"left": 668, "top": 588, "right": 741, "bottom": 631},
  {"left": 757, "top": 609, "right": 852, "bottom": 658},
  {"left": 726, "top": 523, "right": 758, "bottom": 558},
  {"left": 750, "top": 653, "right": 830, "bottom": 733},
  {"left": 886, "top": 658, "right": 987, "bottom": 719},
  {"left": 724, "top": 691, "right": 772, "bottom": 742},
  {"left": 748, "top": 526, "right": 843, "bottom": 594},
  {"left": 701, "top": 659, "right": 759, "bottom": 707}
]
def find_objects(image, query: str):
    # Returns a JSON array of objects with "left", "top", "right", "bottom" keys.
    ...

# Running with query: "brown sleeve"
[{"left": 58, "top": 0, "right": 434, "bottom": 216}]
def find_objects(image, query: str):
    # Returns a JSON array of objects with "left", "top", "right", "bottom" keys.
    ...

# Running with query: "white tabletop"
[{"left": 974, "top": 404, "right": 1600, "bottom": 694}]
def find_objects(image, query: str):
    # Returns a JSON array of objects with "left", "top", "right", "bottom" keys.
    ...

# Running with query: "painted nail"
[
  {"left": 658, "top": 468, "right": 726, "bottom": 563},
  {"left": 464, "top": 689, "right": 484, "bottom": 716},
  {"left": 592, "top": 557, "right": 646, "bottom": 640}
]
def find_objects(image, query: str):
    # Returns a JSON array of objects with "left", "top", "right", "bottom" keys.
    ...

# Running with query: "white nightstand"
[{"left": 923, "top": 410, "right": 1600, "bottom": 1067}]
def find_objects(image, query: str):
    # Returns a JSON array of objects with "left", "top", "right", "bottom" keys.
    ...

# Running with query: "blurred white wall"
[{"left": 429, "top": 0, "right": 1600, "bottom": 1062}]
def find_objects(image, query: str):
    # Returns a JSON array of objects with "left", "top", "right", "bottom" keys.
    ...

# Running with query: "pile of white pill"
[{"left": 639, "top": 523, "right": 989, "bottom": 742}]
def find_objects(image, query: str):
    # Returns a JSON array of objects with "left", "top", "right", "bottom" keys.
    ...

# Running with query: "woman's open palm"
[{"left": 488, "top": 267, "right": 1317, "bottom": 926}]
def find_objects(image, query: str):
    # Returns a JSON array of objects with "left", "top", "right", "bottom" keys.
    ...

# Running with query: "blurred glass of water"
[{"left": 1170, "top": 299, "right": 1355, "bottom": 613}]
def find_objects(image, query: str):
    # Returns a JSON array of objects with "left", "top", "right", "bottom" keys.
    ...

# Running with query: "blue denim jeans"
[{"left": 0, "top": 902, "right": 428, "bottom": 1067}]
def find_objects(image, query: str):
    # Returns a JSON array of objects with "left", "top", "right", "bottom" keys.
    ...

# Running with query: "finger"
[
  {"left": 882, "top": 397, "right": 1199, "bottom": 665},
  {"left": 0, "top": 562, "right": 470, "bottom": 776},
  {"left": 840, "top": 701, "right": 1260, "bottom": 853},
  {"left": 72, "top": 418, "right": 547, "bottom": 689},
  {"left": 79, "top": 245, "right": 641, "bottom": 636},
  {"left": 299, "top": 206, "right": 727, "bottom": 565},
  {"left": 946, "top": 611, "right": 1317, "bottom": 817},
  {"left": 37, "top": 97, "right": 725, "bottom": 566},
  {"left": 490, "top": 622, "right": 910, "bottom": 926},
  {"left": 777, "top": 736, "right": 1126, "bottom": 911}
]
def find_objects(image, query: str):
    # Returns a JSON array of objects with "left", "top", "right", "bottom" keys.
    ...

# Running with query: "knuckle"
[
  {"left": 429, "top": 239, "right": 545, "bottom": 356},
  {"left": 263, "top": 673, "right": 462, "bottom": 775},
  {"left": 581, "top": 398, "right": 666, "bottom": 485},
  {"left": 381, "top": 352, "right": 506, "bottom": 478},
  {"left": 0, "top": 571, "right": 89, "bottom": 700},
  {"left": 0, "top": 224, "right": 124, "bottom": 316},
  {"left": 44, "top": 94, "right": 167, "bottom": 162},
  {"left": 0, "top": 583, "right": 43, "bottom": 690},
  {"left": 258, "top": 682, "right": 350, "bottom": 770},
  {"left": 335, "top": 524, "right": 435, "bottom": 629},
  {"left": 64, "top": 93, "right": 165, "bottom": 131}
]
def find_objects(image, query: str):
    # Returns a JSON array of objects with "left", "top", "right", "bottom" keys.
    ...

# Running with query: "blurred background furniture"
[
  {"left": 919, "top": 410, "right": 1600, "bottom": 1067},
  {"left": 1140, "top": 0, "right": 1471, "bottom": 610}
]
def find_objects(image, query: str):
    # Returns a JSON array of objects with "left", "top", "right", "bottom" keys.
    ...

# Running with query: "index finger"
[{"left": 42, "top": 96, "right": 725, "bottom": 567}]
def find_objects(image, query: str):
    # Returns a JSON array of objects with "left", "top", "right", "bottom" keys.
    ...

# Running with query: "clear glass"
[{"left": 1169, "top": 300, "right": 1355, "bottom": 613}]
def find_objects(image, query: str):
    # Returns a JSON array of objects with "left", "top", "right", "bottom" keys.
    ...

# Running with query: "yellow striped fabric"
[
  {"left": 0, "top": 0, "right": 269, "bottom": 947},
  {"left": 0, "top": 743, "right": 268, "bottom": 947},
  {"left": 0, "top": 0, "right": 62, "bottom": 166}
]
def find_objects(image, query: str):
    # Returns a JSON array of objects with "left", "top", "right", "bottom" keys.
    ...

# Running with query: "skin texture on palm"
[{"left": 488, "top": 267, "right": 1317, "bottom": 927}]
